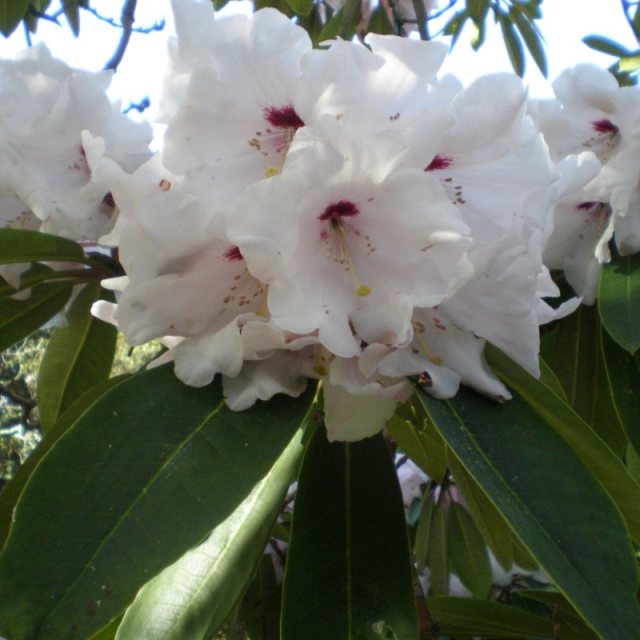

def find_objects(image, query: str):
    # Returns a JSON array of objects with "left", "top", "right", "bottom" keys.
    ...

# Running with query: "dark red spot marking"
[
  {"left": 425, "top": 155, "right": 453, "bottom": 171},
  {"left": 263, "top": 104, "right": 304, "bottom": 130},
  {"left": 592, "top": 119, "right": 619, "bottom": 135},
  {"left": 576, "top": 201, "right": 597, "bottom": 211},
  {"left": 224, "top": 246, "right": 243, "bottom": 262},
  {"left": 319, "top": 200, "right": 360, "bottom": 222},
  {"left": 102, "top": 192, "right": 115, "bottom": 209}
]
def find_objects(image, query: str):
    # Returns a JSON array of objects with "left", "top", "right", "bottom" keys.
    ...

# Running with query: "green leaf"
[
  {"left": 116, "top": 427, "right": 304, "bottom": 640},
  {"left": 387, "top": 410, "right": 447, "bottom": 483},
  {"left": 487, "top": 345, "right": 640, "bottom": 544},
  {"left": 601, "top": 329, "right": 640, "bottom": 457},
  {"left": 598, "top": 247, "right": 640, "bottom": 354},
  {"left": 413, "top": 491, "right": 435, "bottom": 571},
  {"left": 541, "top": 305, "right": 628, "bottom": 457},
  {"left": 538, "top": 357, "right": 568, "bottom": 400},
  {"left": 426, "top": 597, "right": 557, "bottom": 639},
  {"left": 416, "top": 385, "right": 640, "bottom": 640},
  {"left": 316, "top": 8, "right": 343, "bottom": 44},
  {"left": 448, "top": 456, "right": 513, "bottom": 571},
  {"left": 0, "top": 375, "right": 130, "bottom": 553},
  {"left": 0, "top": 228, "right": 85, "bottom": 265},
  {"left": 0, "top": 281, "right": 73, "bottom": 351},
  {"left": 281, "top": 429, "right": 418, "bottom": 640},
  {"left": 582, "top": 35, "right": 633, "bottom": 58},
  {"left": 447, "top": 502, "right": 492, "bottom": 598},
  {"left": 510, "top": 8, "right": 547, "bottom": 76},
  {"left": 443, "top": 9, "right": 468, "bottom": 49},
  {"left": 0, "top": 367, "right": 315, "bottom": 640},
  {"left": 619, "top": 55, "right": 640, "bottom": 72},
  {"left": 465, "top": 0, "right": 488, "bottom": 22},
  {"left": 496, "top": 9, "right": 525, "bottom": 76},
  {"left": 337, "top": 0, "right": 360, "bottom": 39},
  {"left": 37, "top": 284, "right": 117, "bottom": 431},
  {"left": 62, "top": 0, "right": 80, "bottom": 35},
  {"left": 0, "top": 0, "right": 29, "bottom": 36},
  {"left": 240, "top": 556, "right": 282, "bottom": 640},
  {"left": 426, "top": 502, "right": 448, "bottom": 597},
  {"left": 285, "top": 0, "right": 313, "bottom": 16},
  {"left": 366, "top": 5, "right": 394, "bottom": 36}
]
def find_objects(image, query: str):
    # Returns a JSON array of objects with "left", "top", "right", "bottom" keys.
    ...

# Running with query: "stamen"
[
  {"left": 334, "top": 219, "right": 371, "bottom": 297},
  {"left": 413, "top": 321, "right": 442, "bottom": 365},
  {"left": 265, "top": 167, "right": 280, "bottom": 178}
]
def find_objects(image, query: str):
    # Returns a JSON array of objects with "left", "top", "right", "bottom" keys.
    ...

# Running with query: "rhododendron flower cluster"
[
  {"left": 88, "top": 0, "right": 600, "bottom": 442},
  {"left": 0, "top": 42, "right": 152, "bottom": 289},
  {"left": 4, "top": 0, "right": 629, "bottom": 442},
  {"left": 532, "top": 64, "right": 640, "bottom": 303}
]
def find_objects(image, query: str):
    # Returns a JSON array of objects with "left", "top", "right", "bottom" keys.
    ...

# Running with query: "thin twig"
[
  {"left": 83, "top": 4, "right": 164, "bottom": 33},
  {"left": 104, "top": 0, "right": 138, "bottom": 71},
  {"left": 0, "top": 383, "right": 36, "bottom": 409}
]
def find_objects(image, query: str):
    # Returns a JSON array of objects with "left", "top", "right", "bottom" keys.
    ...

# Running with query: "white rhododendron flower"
[
  {"left": 0, "top": 43, "right": 151, "bottom": 242},
  {"left": 91, "top": 0, "right": 597, "bottom": 441},
  {"left": 533, "top": 64, "right": 640, "bottom": 301}
]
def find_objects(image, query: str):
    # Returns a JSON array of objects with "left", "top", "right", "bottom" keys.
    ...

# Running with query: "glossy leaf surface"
[
  {"left": 116, "top": 428, "right": 304, "bottom": 640},
  {"left": 417, "top": 385, "right": 640, "bottom": 640},
  {"left": 487, "top": 346, "right": 640, "bottom": 543},
  {"left": 599, "top": 248, "right": 640, "bottom": 354},
  {"left": 0, "top": 281, "right": 73, "bottom": 351},
  {"left": 0, "top": 367, "right": 315, "bottom": 640},
  {"left": 37, "top": 283, "right": 117, "bottom": 431},
  {"left": 281, "top": 429, "right": 418, "bottom": 640}
]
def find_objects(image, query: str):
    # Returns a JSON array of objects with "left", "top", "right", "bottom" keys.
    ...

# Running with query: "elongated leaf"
[
  {"left": 37, "top": 283, "right": 117, "bottom": 431},
  {"left": 417, "top": 386, "right": 640, "bottom": 640},
  {"left": 541, "top": 305, "right": 627, "bottom": 456},
  {"left": 413, "top": 492, "right": 435, "bottom": 571},
  {"left": 0, "top": 367, "right": 315, "bottom": 640},
  {"left": 240, "top": 555, "right": 281, "bottom": 640},
  {"left": 447, "top": 502, "right": 491, "bottom": 598},
  {"left": 366, "top": 5, "right": 394, "bottom": 36},
  {"left": 443, "top": 9, "right": 468, "bottom": 49},
  {"left": 601, "top": 329, "right": 640, "bottom": 456},
  {"left": 448, "top": 457, "right": 513, "bottom": 571},
  {"left": 387, "top": 412, "right": 447, "bottom": 483},
  {"left": 620, "top": 55, "right": 640, "bottom": 72},
  {"left": 510, "top": 8, "right": 547, "bottom": 76},
  {"left": 487, "top": 345, "right": 640, "bottom": 543},
  {"left": 285, "top": 0, "right": 313, "bottom": 16},
  {"left": 281, "top": 429, "right": 418, "bottom": 640},
  {"left": 426, "top": 502, "right": 448, "bottom": 597},
  {"left": 0, "top": 281, "right": 73, "bottom": 351},
  {"left": 63, "top": 0, "right": 80, "bottom": 35},
  {"left": 0, "top": 229, "right": 84, "bottom": 265},
  {"left": 426, "top": 597, "right": 560, "bottom": 639},
  {"left": 599, "top": 248, "right": 640, "bottom": 354},
  {"left": 0, "top": 0, "right": 28, "bottom": 35},
  {"left": 496, "top": 9, "right": 525, "bottom": 76},
  {"left": 0, "top": 374, "right": 130, "bottom": 552},
  {"left": 582, "top": 35, "right": 632, "bottom": 58},
  {"left": 116, "top": 428, "right": 304, "bottom": 640}
]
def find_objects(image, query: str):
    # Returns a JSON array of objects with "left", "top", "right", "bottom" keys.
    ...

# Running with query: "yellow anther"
[
  {"left": 313, "top": 364, "right": 328, "bottom": 376},
  {"left": 413, "top": 322, "right": 442, "bottom": 366},
  {"left": 265, "top": 166, "right": 280, "bottom": 178},
  {"left": 333, "top": 221, "right": 371, "bottom": 298}
]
